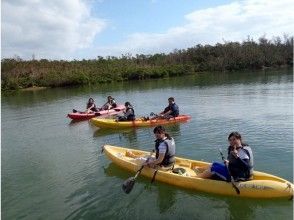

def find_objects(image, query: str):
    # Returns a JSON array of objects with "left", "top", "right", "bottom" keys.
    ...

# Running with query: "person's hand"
[
  {"left": 142, "top": 161, "right": 150, "bottom": 166},
  {"left": 231, "top": 147, "right": 239, "bottom": 158},
  {"left": 224, "top": 159, "right": 229, "bottom": 165}
]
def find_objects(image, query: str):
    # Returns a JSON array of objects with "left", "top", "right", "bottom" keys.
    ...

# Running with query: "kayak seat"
[{"left": 173, "top": 167, "right": 186, "bottom": 175}]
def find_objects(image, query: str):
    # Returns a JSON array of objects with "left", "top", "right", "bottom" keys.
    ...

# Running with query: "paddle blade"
[{"left": 122, "top": 177, "right": 136, "bottom": 194}]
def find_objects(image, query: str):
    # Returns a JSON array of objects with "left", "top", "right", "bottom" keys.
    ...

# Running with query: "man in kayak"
[
  {"left": 85, "top": 98, "right": 98, "bottom": 113},
  {"left": 101, "top": 96, "right": 117, "bottom": 110},
  {"left": 153, "top": 97, "right": 179, "bottom": 119},
  {"left": 126, "top": 125, "right": 176, "bottom": 169},
  {"left": 117, "top": 102, "right": 136, "bottom": 121},
  {"left": 196, "top": 132, "right": 254, "bottom": 182}
]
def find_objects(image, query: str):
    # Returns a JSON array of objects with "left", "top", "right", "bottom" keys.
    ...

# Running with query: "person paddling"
[
  {"left": 117, "top": 102, "right": 136, "bottom": 121},
  {"left": 86, "top": 98, "right": 98, "bottom": 113},
  {"left": 127, "top": 126, "right": 176, "bottom": 169},
  {"left": 196, "top": 132, "right": 254, "bottom": 182},
  {"left": 101, "top": 96, "right": 117, "bottom": 110},
  {"left": 153, "top": 97, "right": 179, "bottom": 119}
]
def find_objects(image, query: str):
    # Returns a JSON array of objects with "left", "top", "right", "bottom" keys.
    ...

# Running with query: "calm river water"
[{"left": 2, "top": 69, "right": 293, "bottom": 219}]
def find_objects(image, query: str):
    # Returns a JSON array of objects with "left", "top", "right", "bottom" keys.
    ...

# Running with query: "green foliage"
[{"left": 1, "top": 35, "right": 293, "bottom": 91}]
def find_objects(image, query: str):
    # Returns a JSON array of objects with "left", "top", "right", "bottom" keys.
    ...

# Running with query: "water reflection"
[
  {"left": 222, "top": 196, "right": 292, "bottom": 220},
  {"left": 103, "top": 163, "right": 176, "bottom": 214},
  {"left": 156, "top": 183, "right": 176, "bottom": 214},
  {"left": 94, "top": 128, "right": 139, "bottom": 146},
  {"left": 165, "top": 123, "right": 181, "bottom": 139},
  {"left": 68, "top": 119, "right": 88, "bottom": 126},
  {"left": 65, "top": 161, "right": 293, "bottom": 220}
]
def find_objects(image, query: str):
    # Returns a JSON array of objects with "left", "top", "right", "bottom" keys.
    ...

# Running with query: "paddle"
[
  {"left": 219, "top": 148, "right": 240, "bottom": 195},
  {"left": 122, "top": 165, "right": 144, "bottom": 194},
  {"left": 122, "top": 150, "right": 155, "bottom": 194}
]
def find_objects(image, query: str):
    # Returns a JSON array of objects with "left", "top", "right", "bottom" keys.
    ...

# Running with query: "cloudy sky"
[{"left": 2, "top": 0, "right": 294, "bottom": 60}]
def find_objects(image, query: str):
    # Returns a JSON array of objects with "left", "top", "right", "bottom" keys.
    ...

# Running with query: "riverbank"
[{"left": 2, "top": 36, "right": 292, "bottom": 91}]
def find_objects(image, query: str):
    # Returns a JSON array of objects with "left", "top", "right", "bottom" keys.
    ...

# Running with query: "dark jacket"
[
  {"left": 163, "top": 103, "right": 179, "bottom": 117},
  {"left": 227, "top": 145, "right": 254, "bottom": 181}
]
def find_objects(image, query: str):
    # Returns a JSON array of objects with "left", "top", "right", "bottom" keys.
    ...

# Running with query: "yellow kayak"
[
  {"left": 103, "top": 145, "right": 294, "bottom": 199},
  {"left": 90, "top": 115, "right": 191, "bottom": 128}
]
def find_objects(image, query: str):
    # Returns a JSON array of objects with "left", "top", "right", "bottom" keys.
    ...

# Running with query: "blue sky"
[
  {"left": 91, "top": 0, "right": 232, "bottom": 44},
  {"left": 2, "top": 0, "right": 293, "bottom": 60}
]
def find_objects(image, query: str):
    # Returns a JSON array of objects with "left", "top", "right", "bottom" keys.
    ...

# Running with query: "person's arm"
[
  {"left": 86, "top": 104, "right": 95, "bottom": 112},
  {"left": 146, "top": 153, "right": 165, "bottom": 166},
  {"left": 124, "top": 109, "right": 131, "bottom": 117},
  {"left": 230, "top": 149, "right": 251, "bottom": 169},
  {"left": 235, "top": 157, "right": 251, "bottom": 169},
  {"left": 159, "top": 106, "right": 169, "bottom": 115},
  {"left": 162, "top": 110, "right": 172, "bottom": 117},
  {"left": 145, "top": 142, "right": 166, "bottom": 166}
]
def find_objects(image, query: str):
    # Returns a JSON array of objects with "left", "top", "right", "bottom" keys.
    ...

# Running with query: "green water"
[{"left": 2, "top": 69, "right": 293, "bottom": 219}]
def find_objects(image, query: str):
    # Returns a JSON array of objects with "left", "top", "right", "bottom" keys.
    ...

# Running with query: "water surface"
[{"left": 2, "top": 69, "right": 293, "bottom": 219}]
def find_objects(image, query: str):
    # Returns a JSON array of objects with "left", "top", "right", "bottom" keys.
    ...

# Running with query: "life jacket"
[
  {"left": 125, "top": 106, "right": 135, "bottom": 120},
  {"left": 155, "top": 137, "right": 176, "bottom": 166},
  {"left": 164, "top": 103, "right": 179, "bottom": 117},
  {"left": 87, "top": 103, "right": 97, "bottom": 111},
  {"left": 228, "top": 145, "right": 254, "bottom": 181},
  {"left": 110, "top": 99, "right": 117, "bottom": 108}
]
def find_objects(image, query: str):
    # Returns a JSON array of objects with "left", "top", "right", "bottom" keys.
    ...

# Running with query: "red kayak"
[{"left": 67, "top": 104, "right": 125, "bottom": 120}]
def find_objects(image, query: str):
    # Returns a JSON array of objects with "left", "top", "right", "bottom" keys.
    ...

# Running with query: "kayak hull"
[
  {"left": 67, "top": 105, "right": 125, "bottom": 120},
  {"left": 90, "top": 115, "right": 191, "bottom": 128},
  {"left": 103, "top": 145, "right": 294, "bottom": 199}
]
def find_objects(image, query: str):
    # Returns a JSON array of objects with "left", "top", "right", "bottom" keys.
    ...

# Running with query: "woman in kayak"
[
  {"left": 196, "top": 132, "right": 254, "bottom": 182},
  {"left": 127, "top": 125, "right": 176, "bottom": 169},
  {"left": 86, "top": 98, "right": 98, "bottom": 113},
  {"left": 101, "top": 96, "right": 117, "bottom": 110},
  {"left": 117, "top": 102, "right": 136, "bottom": 121},
  {"left": 152, "top": 97, "right": 179, "bottom": 119}
]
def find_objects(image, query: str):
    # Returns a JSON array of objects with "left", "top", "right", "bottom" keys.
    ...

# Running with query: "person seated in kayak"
[
  {"left": 196, "top": 132, "right": 254, "bottom": 182},
  {"left": 101, "top": 96, "right": 117, "bottom": 110},
  {"left": 153, "top": 97, "right": 179, "bottom": 119},
  {"left": 117, "top": 102, "right": 136, "bottom": 121},
  {"left": 126, "top": 125, "right": 176, "bottom": 169},
  {"left": 86, "top": 98, "right": 98, "bottom": 113}
]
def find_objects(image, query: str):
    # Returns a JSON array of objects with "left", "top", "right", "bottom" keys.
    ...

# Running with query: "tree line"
[{"left": 1, "top": 35, "right": 293, "bottom": 91}]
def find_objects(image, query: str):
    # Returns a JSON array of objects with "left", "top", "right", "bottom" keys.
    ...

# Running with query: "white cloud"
[
  {"left": 95, "top": 0, "right": 294, "bottom": 57},
  {"left": 2, "top": 0, "right": 106, "bottom": 59},
  {"left": 2, "top": 0, "right": 293, "bottom": 59}
]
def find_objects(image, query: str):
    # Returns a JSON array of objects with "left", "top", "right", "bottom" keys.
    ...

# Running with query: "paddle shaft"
[
  {"left": 134, "top": 165, "right": 144, "bottom": 179},
  {"left": 219, "top": 150, "right": 240, "bottom": 195}
]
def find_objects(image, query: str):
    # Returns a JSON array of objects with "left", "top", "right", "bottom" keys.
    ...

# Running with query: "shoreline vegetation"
[{"left": 1, "top": 35, "right": 293, "bottom": 91}]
